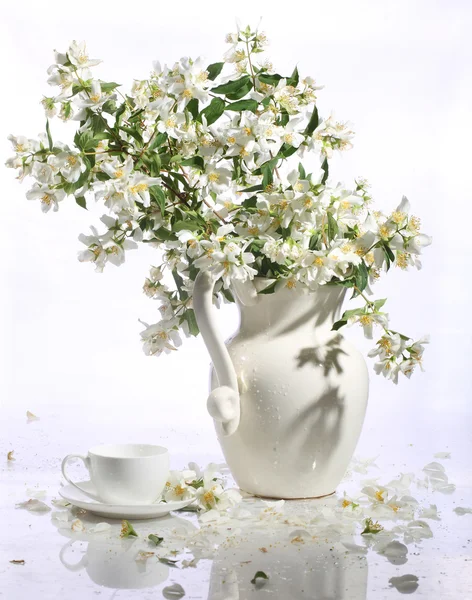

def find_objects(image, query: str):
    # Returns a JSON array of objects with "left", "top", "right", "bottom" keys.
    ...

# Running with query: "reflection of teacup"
[
  {"left": 61, "top": 443, "right": 169, "bottom": 504},
  {"left": 60, "top": 538, "right": 168, "bottom": 589},
  {"left": 56, "top": 514, "right": 197, "bottom": 590}
]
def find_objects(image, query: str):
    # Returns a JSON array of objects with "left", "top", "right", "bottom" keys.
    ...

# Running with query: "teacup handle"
[{"left": 61, "top": 454, "right": 101, "bottom": 501}]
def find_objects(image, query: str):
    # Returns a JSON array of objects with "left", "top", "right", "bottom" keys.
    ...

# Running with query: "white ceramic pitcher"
[{"left": 193, "top": 273, "right": 369, "bottom": 499}]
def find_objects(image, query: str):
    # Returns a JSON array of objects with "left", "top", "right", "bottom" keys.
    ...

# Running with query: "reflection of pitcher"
[{"left": 207, "top": 524, "right": 368, "bottom": 600}]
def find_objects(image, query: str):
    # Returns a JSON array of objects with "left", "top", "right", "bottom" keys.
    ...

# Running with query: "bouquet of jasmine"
[{"left": 6, "top": 26, "right": 431, "bottom": 382}]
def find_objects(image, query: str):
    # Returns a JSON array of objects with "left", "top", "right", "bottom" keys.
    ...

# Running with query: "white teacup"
[{"left": 61, "top": 443, "right": 169, "bottom": 505}]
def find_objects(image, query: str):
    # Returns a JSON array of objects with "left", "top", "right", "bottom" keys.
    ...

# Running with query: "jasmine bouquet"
[{"left": 6, "top": 27, "right": 431, "bottom": 382}]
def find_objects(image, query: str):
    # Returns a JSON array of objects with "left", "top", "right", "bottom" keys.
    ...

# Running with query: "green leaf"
[
  {"left": 304, "top": 106, "right": 319, "bottom": 136},
  {"left": 280, "top": 143, "right": 298, "bottom": 158},
  {"left": 115, "top": 102, "right": 127, "bottom": 126},
  {"left": 212, "top": 75, "right": 251, "bottom": 95},
  {"left": 152, "top": 227, "right": 177, "bottom": 242},
  {"left": 332, "top": 319, "right": 348, "bottom": 331},
  {"left": 226, "top": 99, "right": 258, "bottom": 113},
  {"left": 128, "top": 109, "right": 144, "bottom": 124},
  {"left": 186, "top": 98, "right": 199, "bottom": 120},
  {"left": 180, "top": 156, "right": 204, "bottom": 170},
  {"left": 373, "top": 298, "right": 387, "bottom": 310},
  {"left": 149, "top": 186, "right": 166, "bottom": 214},
  {"left": 62, "top": 102, "right": 72, "bottom": 120},
  {"left": 258, "top": 281, "right": 277, "bottom": 295},
  {"left": 201, "top": 97, "right": 226, "bottom": 126},
  {"left": 75, "top": 196, "right": 87, "bottom": 209},
  {"left": 206, "top": 62, "right": 224, "bottom": 81},
  {"left": 287, "top": 66, "right": 299, "bottom": 87},
  {"left": 149, "top": 132, "right": 167, "bottom": 151},
  {"left": 99, "top": 81, "right": 120, "bottom": 93},
  {"left": 242, "top": 195, "right": 258, "bottom": 208},
  {"left": 222, "top": 288, "right": 235, "bottom": 303},
  {"left": 258, "top": 73, "right": 282, "bottom": 85},
  {"left": 148, "top": 534, "right": 164, "bottom": 546},
  {"left": 251, "top": 571, "right": 269, "bottom": 585},
  {"left": 45, "top": 120, "right": 53, "bottom": 151},
  {"left": 261, "top": 160, "right": 275, "bottom": 189},
  {"left": 383, "top": 242, "right": 395, "bottom": 264},
  {"left": 90, "top": 113, "right": 106, "bottom": 136},
  {"left": 119, "top": 126, "right": 143, "bottom": 145},
  {"left": 327, "top": 212, "right": 339, "bottom": 241},
  {"left": 173, "top": 220, "right": 201, "bottom": 232},
  {"left": 101, "top": 99, "right": 117, "bottom": 114},
  {"left": 343, "top": 307, "right": 365, "bottom": 319},
  {"left": 279, "top": 111, "right": 290, "bottom": 127},
  {"left": 355, "top": 262, "right": 369, "bottom": 292},
  {"left": 172, "top": 270, "right": 188, "bottom": 301},
  {"left": 226, "top": 78, "right": 253, "bottom": 100},
  {"left": 241, "top": 184, "right": 264, "bottom": 193},
  {"left": 149, "top": 153, "right": 161, "bottom": 176},
  {"left": 321, "top": 157, "right": 329, "bottom": 184},
  {"left": 298, "top": 162, "right": 306, "bottom": 180},
  {"left": 309, "top": 232, "right": 320, "bottom": 250},
  {"left": 184, "top": 309, "right": 199, "bottom": 336}
]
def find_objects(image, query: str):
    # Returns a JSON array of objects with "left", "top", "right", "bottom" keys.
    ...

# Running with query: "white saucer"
[{"left": 59, "top": 481, "right": 195, "bottom": 519}]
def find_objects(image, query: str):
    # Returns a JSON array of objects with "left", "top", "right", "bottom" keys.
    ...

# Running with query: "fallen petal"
[
  {"left": 454, "top": 507, "right": 472, "bottom": 516},
  {"left": 162, "top": 583, "right": 185, "bottom": 599},
  {"left": 389, "top": 574, "right": 419, "bottom": 594},
  {"left": 71, "top": 518, "right": 85, "bottom": 532},
  {"left": 16, "top": 499, "right": 50, "bottom": 513},
  {"left": 89, "top": 522, "right": 111, "bottom": 533},
  {"left": 433, "top": 452, "right": 451, "bottom": 459}
]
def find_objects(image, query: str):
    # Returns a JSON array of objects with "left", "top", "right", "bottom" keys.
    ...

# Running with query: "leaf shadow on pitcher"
[
  {"left": 285, "top": 386, "right": 345, "bottom": 474},
  {"left": 296, "top": 334, "right": 347, "bottom": 376}
]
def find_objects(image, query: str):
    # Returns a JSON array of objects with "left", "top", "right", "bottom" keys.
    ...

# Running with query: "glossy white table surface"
[{"left": 1, "top": 409, "right": 471, "bottom": 600}]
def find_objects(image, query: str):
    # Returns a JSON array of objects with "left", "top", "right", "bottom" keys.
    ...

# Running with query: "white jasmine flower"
[
  {"left": 312, "top": 114, "right": 354, "bottom": 157},
  {"left": 8, "top": 134, "right": 39, "bottom": 155},
  {"left": 281, "top": 117, "right": 305, "bottom": 148},
  {"left": 67, "top": 41, "right": 101, "bottom": 70},
  {"left": 209, "top": 243, "right": 257, "bottom": 288},
  {"left": 296, "top": 250, "right": 336, "bottom": 288},
  {"left": 140, "top": 318, "right": 182, "bottom": 356},
  {"left": 26, "top": 184, "right": 66, "bottom": 213},
  {"left": 127, "top": 173, "right": 161, "bottom": 207},
  {"left": 164, "top": 470, "right": 197, "bottom": 502},
  {"left": 177, "top": 231, "right": 204, "bottom": 258},
  {"left": 76, "top": 81, "right": 108, "bottom": 110},
  {"left": 32, "top": 161, "right": 56, "bottom": 184},
  {"left": 349, "top": 311, "right": 389, "bottom": 340},
  {"left": 157, "top": 103, "right": 185, "bottom": 138},
  {"left": 201, "top": 164, "right": 232, "bottom": 194},
  {"left": 50, "top": 151, "right": 84, "bottom": 182}
]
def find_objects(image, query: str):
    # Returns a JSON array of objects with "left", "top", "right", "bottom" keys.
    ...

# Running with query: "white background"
[{"left": 1, "top": 0, "right": 471, "bottom": 474}]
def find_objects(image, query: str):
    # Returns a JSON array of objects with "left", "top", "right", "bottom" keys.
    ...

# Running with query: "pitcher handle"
[{"left": 193, "top": 271, "right": 240, "bottom": 436}]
